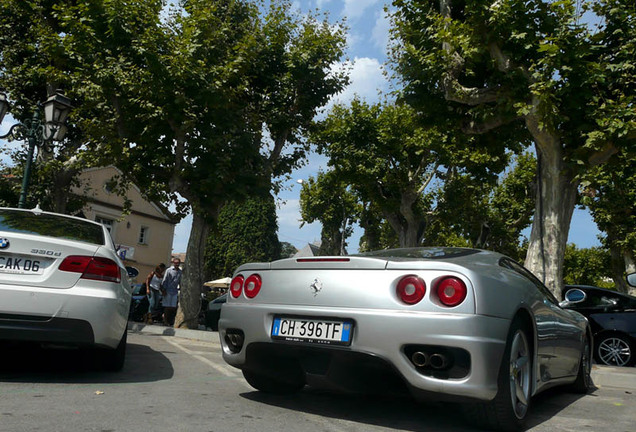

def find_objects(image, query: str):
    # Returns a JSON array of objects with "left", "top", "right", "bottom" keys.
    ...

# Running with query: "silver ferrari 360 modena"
[{"left": 220, "top": 247, "right": 592, "bottom": 431}]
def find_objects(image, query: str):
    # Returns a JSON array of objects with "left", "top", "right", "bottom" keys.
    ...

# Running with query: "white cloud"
[
  {"left": 372, "top": 9, "right": 391, "bottom": 53},
  {"left": 328, "top": 57, "right": 388, "bottom": 108},
  {"left": 316, "top": 0, "right": 333, "bottom": 9},
  {"left": 343, "top": 0, "right": 381, "bottom": 20}
]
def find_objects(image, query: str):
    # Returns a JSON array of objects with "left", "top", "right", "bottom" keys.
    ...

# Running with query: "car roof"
[{"left": 564, "top": 284, "right": 636, "bottom": 300}]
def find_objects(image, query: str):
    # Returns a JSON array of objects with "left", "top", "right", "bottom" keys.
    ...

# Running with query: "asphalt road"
[{"left": 0, "top": 331, "right": 634, "bottom": 432}]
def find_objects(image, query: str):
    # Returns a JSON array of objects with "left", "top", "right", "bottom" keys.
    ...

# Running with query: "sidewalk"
[
  {"left": 590, "top": 364, "right": 636, "bottom": 390},
  {"left": 128, "top": 321, "right": 220, "bottom": 343},
  {"left": 127, "top": 321, "right": 636, "bottom": 390}
]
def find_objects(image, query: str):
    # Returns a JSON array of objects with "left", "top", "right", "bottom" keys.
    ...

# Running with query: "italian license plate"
[
  {"left": 271, "top": 317, "right": 353, "bottom": 346},
  {"left": 0, "top": 255, "right": 45, "bottom": 275}
]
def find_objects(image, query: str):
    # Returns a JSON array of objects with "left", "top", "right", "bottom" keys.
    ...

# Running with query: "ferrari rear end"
[{"left": 220, "top": 252, "right": 511, "bottom": 402}]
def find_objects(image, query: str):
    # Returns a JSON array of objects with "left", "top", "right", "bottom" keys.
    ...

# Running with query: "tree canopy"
[
  {"left": 1, "top": 0, "right": 348, "bottom": 328},
  {"left": 205, "top": 195, "right": 281, "bottom": 279},
  {"left": 390, "top": 0, "right": 636, "bottom": 296},
  {"left": 298, "top": 171, "right": 357, "bottom": 255}
]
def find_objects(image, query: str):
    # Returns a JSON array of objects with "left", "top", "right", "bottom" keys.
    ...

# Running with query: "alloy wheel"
[
  {"left": 598, "top": 336, "right": 632, "bottom": 366},
  {"left": 509, "top": 330, "right": 531, "bottom": 419}
]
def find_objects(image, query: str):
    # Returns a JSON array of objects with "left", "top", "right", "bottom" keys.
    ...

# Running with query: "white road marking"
[
  {"left": 163, "top": 337, "right": 236, "bottom": 378},
  {"left": 162, "top": 337, "right": 346, "bottom": 431}
]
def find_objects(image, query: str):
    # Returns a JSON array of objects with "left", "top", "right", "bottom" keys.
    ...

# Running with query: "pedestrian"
[
  {"left": 144, "top": 263, "right": 166, "bottom": 324},
  {"left": 162, "top": 257, "right": 182, "bottom": 326}
]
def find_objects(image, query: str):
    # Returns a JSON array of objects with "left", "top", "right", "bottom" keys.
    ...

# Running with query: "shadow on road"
[
  {"left": 0, "top": 340, "right": 174, "bottom": 384},
  {"left": 240, "top": 384, "right": 592, "bottom": 431},
  {"left": 524, "top": 385, "right": 595, "bottom": 429}
]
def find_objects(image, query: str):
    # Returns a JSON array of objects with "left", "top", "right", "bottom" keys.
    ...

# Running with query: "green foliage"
[
  {"left": 311, "top": 98, "right": 528, "bottom": 251},
  {"left": 205, "top": 195, "right": 282, "bottom": 278},
  {"left": 298, "top": 171, "right": 357, "bottom": 255},
  {"left": 279, "top": 242, "right": 298, "bottom": 258},
  {"left": 389, "top": 0, "right": 636, "bottom": 294},
  {"left": 563, "top": 244, "right": 613, "bottom": 288},
  {"left": 581, "top": 151, "right": 636, "bottom": 257},
  {"left": 1, "top": 0, "right": 348, "bottom": 326},
  {"left": 0, "top": 164, "right": 20, "bottom": 207}
]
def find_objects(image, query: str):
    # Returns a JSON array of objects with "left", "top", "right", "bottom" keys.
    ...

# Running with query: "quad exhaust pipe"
[
  {"left": 411, "top": 351, "right": 449, "bottom": 370},
  {"left": 412, "top": 351, "right": 429, "bottom": 367}
]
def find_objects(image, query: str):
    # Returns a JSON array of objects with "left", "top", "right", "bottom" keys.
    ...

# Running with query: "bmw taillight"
[
  {"left": 59, "top": 256, "right": 121, "bottom": 283},
  {"left": 397, "top": 275, "right": 426, "bottom": 305},
  {"left": 244, "top": 274, "right": 262, "bottom": 298},
  {"left": 435, "top": 276, "right": 467, "bottom": 307},
  {"left": 230, "top": 275, "right": 244, "bottom": 298}
]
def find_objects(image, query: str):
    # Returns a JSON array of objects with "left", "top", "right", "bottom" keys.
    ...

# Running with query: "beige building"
[{"left": 73, "top": 166, "right": 176, "bottom": 282}]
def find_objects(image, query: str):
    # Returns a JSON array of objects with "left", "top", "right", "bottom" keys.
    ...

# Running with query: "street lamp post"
[{"left": 0, "top": 91, "right": 72, "bottom": 208}]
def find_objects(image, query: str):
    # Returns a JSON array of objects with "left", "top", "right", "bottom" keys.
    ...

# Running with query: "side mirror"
[
  {"left": 126, "top": 266, "right": 139, "bottom": 278},
  {"left": 559, "top": 288, "right": 587, "bottom": 308},
  {"left": 627, "top": 273, "right": 636, "bottom": 287}
]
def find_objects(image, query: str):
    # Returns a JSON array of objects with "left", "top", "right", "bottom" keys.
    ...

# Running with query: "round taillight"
[
  {"left": 435, "top": 276, "right": 467, "bottom": 307},
  {"left": 396, "top": 275, "right": 426, "bottom": 305},
  {"left": 244, "top": 274, "right": 262, "bottom": 298},
  {"left": 230, "top": 275, "right": 244, "bottom": 298}
]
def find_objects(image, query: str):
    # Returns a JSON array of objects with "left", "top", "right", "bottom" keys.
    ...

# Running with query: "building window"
[
  {"left": 96, "top": 216, "right": 114, "bottom": 233},
  {"left": 139, "top": 226, "right": 149, "bottom": 244}
]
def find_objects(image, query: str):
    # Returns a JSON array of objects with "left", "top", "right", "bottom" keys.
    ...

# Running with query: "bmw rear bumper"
[
  {"left": 220, "top": 303, "right": 510, "bottom": 401},
  {"left": 0, "top": 282, "right": 130, "bottom": 349}
]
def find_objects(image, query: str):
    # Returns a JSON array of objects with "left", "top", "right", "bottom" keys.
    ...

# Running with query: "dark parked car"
[
  {"left": 561, "top": 284, "right": 636, "bottom": 367},
  {"left": 129, "top": 283, "right": 150, "bottom": 322},
  {"left": 204, "top": 293, "right": 227, "bottom": 331}
]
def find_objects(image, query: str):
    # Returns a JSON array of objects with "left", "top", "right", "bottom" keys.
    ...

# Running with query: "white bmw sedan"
[{"left": 0, "top": 207, "right": 132, "bottom": 371}]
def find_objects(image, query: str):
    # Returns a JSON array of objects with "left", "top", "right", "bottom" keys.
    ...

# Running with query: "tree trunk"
[
  {"left": 608, "top": 229, "right": 629, "bottom": 293},
  {"left": 624, "top": 252, "right": 636, "bottom": 297},
  {"left": 175, "top": 211, "right": 210, "bottom": 329},
  {"left": 384, "top": 188, "right": 426, "bottom": 248},
  {"left": 51, "top": 168, "right": 78, "bottom": 214},
  {"left": 524, "top": 149, "right": 578, "bottom": 298}
]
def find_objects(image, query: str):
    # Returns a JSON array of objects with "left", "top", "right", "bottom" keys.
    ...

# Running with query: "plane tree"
[
  {"left": 581, "top": 153, "right": 636, "bottom": 292},
  {"left": 391, "top": 0, "right": 636, "bottom": 295},
  {"left": 312, "top": 98, "right": 513, "bottom": 248},
  {"left": 1, "top": 0, "right": 347, "bottom": 328},
  {"left": 0, "top": 0, "right": 101, "bottom": 213},
  {"left": 298, "top": 170, "right": 358, "bottom": 255}
]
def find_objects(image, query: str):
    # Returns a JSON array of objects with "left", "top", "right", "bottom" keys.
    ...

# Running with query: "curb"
[
  {"left": 127, "top": 321, "right": 220, "bottom": 344},
  {"left": 591, "top": 364, "right": 636, "bottom": 390},
  {"left": 128, "top": 322, "right": 636, "bottom": 390}
]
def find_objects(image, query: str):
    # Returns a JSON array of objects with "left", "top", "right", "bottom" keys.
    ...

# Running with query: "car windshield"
[
  {"left": 0, "top": 209, "right": 105, "bottom": 246},
  {"left": 356, "top": 247, "right": 479, "bottom": 259}
]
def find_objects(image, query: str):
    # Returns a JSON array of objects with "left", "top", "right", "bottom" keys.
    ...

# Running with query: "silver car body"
[
  {"left": 0, "top": 207, "right": 131, "bottom": 349},
  {"left": 220, "top": 248, "right": 589, "bottom": 402}
]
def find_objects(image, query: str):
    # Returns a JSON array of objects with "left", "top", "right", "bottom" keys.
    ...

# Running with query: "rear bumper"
[
  {"left": 220, "top": 303, "right": 510, "bottom": 401},
  {"left": 0, "top": 314, "right": 95, "bottom": 345},
  {"left": 0, "top": 282, "right": 130, "bottom": 349}
]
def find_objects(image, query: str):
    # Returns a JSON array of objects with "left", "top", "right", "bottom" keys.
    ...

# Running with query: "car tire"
[
  {"left": 595, "top": 333, "right": 634, "bottom": 367},
  {"left": 570, "top": 333, "right": 593, "bottom": 393},
  {"left": 242, "top": 369, "right": 305, "bottom": 394},
  {"left": 100, "top": 330, "right": 127, "bottom": 372},
  {"left": 465, "top": 318, "right": 532, "bottom": 432}
]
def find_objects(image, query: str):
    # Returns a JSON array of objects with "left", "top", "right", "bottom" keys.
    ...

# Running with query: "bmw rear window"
[{"left": 0, "top": 209, "right": 105, "bottom": 245}]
